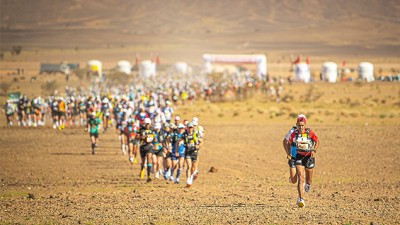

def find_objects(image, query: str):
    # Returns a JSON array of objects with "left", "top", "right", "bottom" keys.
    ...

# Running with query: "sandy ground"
[{"left": 0, "top": 93, "right": 399, "bottom": 224}]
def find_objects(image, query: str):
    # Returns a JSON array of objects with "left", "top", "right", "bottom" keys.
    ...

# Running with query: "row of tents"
[
  {"left": 40, "top": 58, "right": 377, "bottom": 83},
  {"left": 294, "top": 62, "right": 375, "bottom": 83}
]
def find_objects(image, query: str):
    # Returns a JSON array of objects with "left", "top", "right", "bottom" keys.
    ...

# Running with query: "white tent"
[
  {"left": 140, "top": 60, "right": 156, "bottom": 78},
  {"left": 358, "top": 62, "right": 374, "bottom": 82},
  {"left": 202, "top": 54, "right": 267, "bottom": 77},
  {"left": 116, "top": 60, "right": 132, "bottom": 75},
  {"left": 293, "top": 63, "right": 311, "bottom": 83},
  {"left": 173, "top": 62, "right": 189, "bottom": 74},
  {"left": 87, "top": 60, "right": 102, "bottom": 78},
  {"left": 321, "top": 62, "right": 338, "bottom": 83}
]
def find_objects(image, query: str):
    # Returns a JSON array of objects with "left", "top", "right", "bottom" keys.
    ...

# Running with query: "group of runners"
[{"left": 84, "top": 93, "right": 205, "bottom": 188}]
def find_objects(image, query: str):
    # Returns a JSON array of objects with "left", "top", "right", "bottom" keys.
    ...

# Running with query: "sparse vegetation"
[
  {"left": 41, "top": 80, "right": 59, "bottom": 95},
  {"left": 11, "top": 46, "right": 23, "bottom": 55},
  {"left": 0, "top": 82, "right": 12, "bottom": 95}
]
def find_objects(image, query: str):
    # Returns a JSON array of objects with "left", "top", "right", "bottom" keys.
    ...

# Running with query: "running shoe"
[
  {"left": 139, "top": 169, "right": 145, "bottom": 179},
  {"left": 169, "top": 176, "right": 174, "bottom": 182},
  {"left": 155, "top": 171, "right": 160, "bottom": 179},
  {"left": 304, "top": 183, "right": 311, "bottom": 193},
  {"left": 193, "top": 173, "right": 198, "bottom": 180},
  {"left": 147, "top": 177, "right": 152, "bottom": 182},
  {"left": 186, "top": 177, "right": 192, "bottom": 188},
  {"left": 133, "top": 158, "right": 137, "bottom": 164},
  {"left": 174, "top": 178, "right": 179, "bottom": 184},
  {"left": 297, "top": 198, "right": 305, "bottom": 208}
]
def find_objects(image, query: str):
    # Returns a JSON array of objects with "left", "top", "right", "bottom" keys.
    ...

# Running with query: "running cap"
[
  {"left": 187, "top": 122, "right": 194, "bottom": 127},
  {"left": 192, "top": 117, "right": 199, "bottom": 122},
  {"left": 192, "top": 120, "right": 198, "bottom": 126},
  {"left": 144, "top": 118, "right": 152, "bottom": 124},
  {"left": 175, "top": 116, "right": 180, "bottom": 121},
  {"left": 91, "top": 112, "right": 96, "bottom": 117},
  {"left": 297, "top": 116, "right": 307, "bottom": 124},
  {"left": 177, "top": 123, "right": 185, "bottom": 129},
  {"left": 297, "top": 114, "right": 307, "bottom": 119}
]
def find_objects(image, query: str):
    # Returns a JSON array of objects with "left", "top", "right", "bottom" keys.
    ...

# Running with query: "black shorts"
[
  {"left": 288, "top": 159, "right": 295, "bottom": 168},
  {"left": 58, "top": 112, "right": 65, "bottom": 117},
  {"left": 90, "top": 133, "right": 99, "bottom": 138},
  {"left": 294, "top": 154, "right": 315, "bottom": 169},
  {"left": 165, "top": 152, "right": 172, "bottom": 159},
  {"left": 129, "top": 139, "right": 139, "bottom": 145},
  {"left": 185, "top": 151, "right": 198, "bottom": 162},
  {"left": 153, "top": 148, "right": 163, "bottom": 157},
  {"left": 140, "top": 144, "right": 153, "bottom": 158}
]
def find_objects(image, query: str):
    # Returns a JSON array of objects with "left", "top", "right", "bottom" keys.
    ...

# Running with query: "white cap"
[
  {"left": 102, "top": 98, "right": 109, "bottom": 103},
  {"left": 192, "top": 117, "right": 199, "bottom": 122},
  {"left": 91, "top": 112, "right": 96, "bottom": 117},
  {"left": 175, "top": 116, "right": 180, "bottom": 121},
  {"left": 144, "top": 118, "right": 151, "bottom": 124},
  {"left": 177, "top": 123, "right": 185, "bottom": 129},
  {"left": 192, "top": 120, "right": 198, "bottom": 126},
  {"left": 297, "top": 114, "right": 306, "bottom": 119}
]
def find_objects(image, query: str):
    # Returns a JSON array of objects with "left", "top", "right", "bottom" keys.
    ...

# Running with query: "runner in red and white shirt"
[{"left": 287, "top": 116, "right": 319, "bottom": 208}]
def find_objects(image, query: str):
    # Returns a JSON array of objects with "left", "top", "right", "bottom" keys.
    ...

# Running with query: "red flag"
[
  {"left": 155, "top": 56, "right": 160, "bottom": 65},
  {"left": 135, "top": 53, "right": 140, "bottom": 65},
  {"left": 292, "top": 55, "right": 300, "bottom": 64},
  {"left": 306, "top": 56, "right": 310, "bottom": 65}
]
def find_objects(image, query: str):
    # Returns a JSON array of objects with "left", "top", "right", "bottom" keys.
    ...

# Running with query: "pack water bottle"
[{"left": 290, "top": 143, "right": 297, "bottom": 158}]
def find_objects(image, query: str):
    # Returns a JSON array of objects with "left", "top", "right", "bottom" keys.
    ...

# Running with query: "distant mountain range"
[{"left": 1, "top": 0, "right": 400, "bottom": 61}]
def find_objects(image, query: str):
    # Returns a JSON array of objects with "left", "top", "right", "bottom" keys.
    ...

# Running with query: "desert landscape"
[{"left": 1, "top": 0, "right": 400, "bottom": 224}]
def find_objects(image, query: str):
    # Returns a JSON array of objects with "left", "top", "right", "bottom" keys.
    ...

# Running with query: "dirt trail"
[{"left": 0, "top": 122, "right": 399, "bottom": 224}]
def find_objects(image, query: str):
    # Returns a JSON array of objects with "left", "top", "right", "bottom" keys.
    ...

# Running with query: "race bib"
[
  {"left": 188, "top": 140, "right": 195, "bottom": 147},
  {"left": 146, "top": 134, "right": 154, "bottom": 143}
]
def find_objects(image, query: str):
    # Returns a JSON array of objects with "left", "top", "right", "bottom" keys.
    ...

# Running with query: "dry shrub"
[
  {"left": 349, "top": 100, "right": 361, "bottom": 108},
  {"left": 349, "top": 112, "right": 360, "bottom": 118},
  {"left": 303, "top": 85, "right": 323, "bottom": 102},
  {"left": 324, "top": 110, "right": 334, "bottom": 116},
  {"left": 41, "top": 80, "right": 59, "bottom": 95},
  {"left": 0, "top": 82, "right": 12, "bottom": 95},
  {"left": 281, "top": 94, "right": 294, "bottom": 103},
  {"left": 256, "top": 108, "right": 264, "bottom": 114}
]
